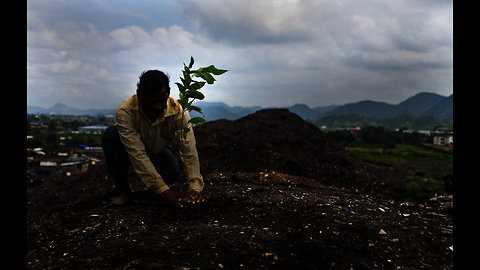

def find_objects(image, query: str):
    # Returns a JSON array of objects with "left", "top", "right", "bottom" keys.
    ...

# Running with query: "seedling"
[{"left": 175, "top": 56, "right": 228, "bottom": 139}]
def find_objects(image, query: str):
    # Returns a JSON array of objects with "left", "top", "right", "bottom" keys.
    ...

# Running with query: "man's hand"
[
  {"left": 160, "top": 189, "right": 184, "bottom": 208},
  {"left": 181, "top": 191, "right": 205, "bottom": 205},
  {"left": 160, "top": 189, "right": 205, "bottom": 207}
]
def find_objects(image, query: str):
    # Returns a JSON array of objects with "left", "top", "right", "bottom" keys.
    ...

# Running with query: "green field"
[{"left": 346, "top": 144, "right": 453, "bottom": 201}]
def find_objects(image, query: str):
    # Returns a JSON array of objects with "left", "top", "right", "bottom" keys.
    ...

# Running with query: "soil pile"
[
  {"left": 27, "top": 168, "right": 453, "bottom": 269},
  {"left": 193, "top": 109, "right": 397, "bottom": 198},
  {"left": 27, "top": 109, "right": 453, "bottom": 269}
]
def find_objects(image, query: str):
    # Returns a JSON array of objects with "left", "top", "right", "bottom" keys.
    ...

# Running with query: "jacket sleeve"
[
  {"left": 177, "top": 110, "right": 204, "bottom": 193},
  {"left": 116, "top": 108, "right": 170, "bottom": 194}
]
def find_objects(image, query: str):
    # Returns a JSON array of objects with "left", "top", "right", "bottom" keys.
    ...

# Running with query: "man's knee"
[
  {"left": 150, "top": 147, "right": 180, "bottom": 185},
  {"left": 102, "top": 126, "right": 119, "bottom": 146},
  {"left": 102, "top": 126, "right": 130, "bottom": 171}
]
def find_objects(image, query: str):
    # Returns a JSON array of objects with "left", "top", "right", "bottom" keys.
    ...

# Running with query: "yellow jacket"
[{"left": 115, "top": 94, "right": 204, "bottom": 194}]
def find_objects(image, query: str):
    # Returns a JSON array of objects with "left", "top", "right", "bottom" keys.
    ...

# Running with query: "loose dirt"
[{"left": 27, "top": 109, "right": 453, "bottom": 269}]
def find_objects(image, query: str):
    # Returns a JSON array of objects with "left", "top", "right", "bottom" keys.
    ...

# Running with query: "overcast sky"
[{"left": 27, "top": 0, "right": 453, "bottom": 109}]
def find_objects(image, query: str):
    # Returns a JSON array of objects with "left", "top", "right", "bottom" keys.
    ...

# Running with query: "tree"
[
  {"left": 175, "top": 56, "right": 228, "bottom": 139},
  {"left": 45, "top": 132, "right": 59, "bottom": 149}
]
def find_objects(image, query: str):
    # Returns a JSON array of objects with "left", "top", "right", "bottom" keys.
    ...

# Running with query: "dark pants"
[{"left": 101, "top": 126, "right": 180, "bottom": 192}]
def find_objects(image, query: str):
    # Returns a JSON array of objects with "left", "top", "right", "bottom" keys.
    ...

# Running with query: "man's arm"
[{"left": 177, "top": 109, "right": 205, "bottom": 197}]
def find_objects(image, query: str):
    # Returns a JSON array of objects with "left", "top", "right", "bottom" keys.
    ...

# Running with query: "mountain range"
[
  {"left": 191, "top": 92, "right": 452, "bottom": 121},
  {"left": 27, "top": 103, "right": 116, "bottom": 116},
  {"left": 323, "top": 92, "right": 452, "bottom": 119},
  {"left": 27, "top": 92, "right": 452, "bottom": 121}
]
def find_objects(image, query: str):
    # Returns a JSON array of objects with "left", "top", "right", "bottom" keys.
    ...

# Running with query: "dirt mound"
[
  {"left": 193, "top": 109, "right": 396, "bottom": 198},
  {"left": 27, "top": 169, "right": 453, "bottom": 269},
  {"left": 26, "top": 109, "right": 453, "bottom": 269}
]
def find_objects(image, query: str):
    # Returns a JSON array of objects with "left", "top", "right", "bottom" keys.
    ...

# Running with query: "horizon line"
[{"left": 27, "top": 91, "right": 453, "bottom": 111}]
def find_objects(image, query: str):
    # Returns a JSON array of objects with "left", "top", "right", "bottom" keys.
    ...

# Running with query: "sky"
[{"left": 27, "top": 0, "right": 453, "bottom": 109}]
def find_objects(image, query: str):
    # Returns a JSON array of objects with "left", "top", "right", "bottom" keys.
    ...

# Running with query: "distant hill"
[
  {"left": 324, "top": 92, "right": 452, "bottom": 119},
  {"left": 190, "top": 101, "right": 262, "bottom": 121},
  {"left": 287, "top": 104, "right": 339, "bottom": 120},
  {"left": 421, "top": 94, "right": 453, "bottom": 118},
  {"left": 190, "top": 101, "right": 339, "bottom": 121},
  {"left": 27, "top": 103, "right": 115, "bottom": 116},
  {"left": 324, "top": 100, "right": 401, "bottom": 119},
  {"left": 396, "top": 92, "right": 446, "bottom": 116},
  {"left": 27, "top": 92, "right": 452, "bottom": 124}
]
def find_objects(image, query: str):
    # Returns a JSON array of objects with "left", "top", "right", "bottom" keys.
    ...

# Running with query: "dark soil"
[
  {"left": 192, "top": 109, "right": 403, "bottom": 200},
  {"left": 27, "top": 109, "right": 453, "bottom": 269}
]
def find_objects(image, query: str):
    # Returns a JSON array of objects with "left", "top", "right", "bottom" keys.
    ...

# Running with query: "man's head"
[{"left": 136, "top": 70, "right": 170, "bottom": 120}]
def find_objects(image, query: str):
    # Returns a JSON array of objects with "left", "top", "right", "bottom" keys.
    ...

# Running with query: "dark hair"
[{"left": 136, "top": 70, "right": 170, "bottom": 96}]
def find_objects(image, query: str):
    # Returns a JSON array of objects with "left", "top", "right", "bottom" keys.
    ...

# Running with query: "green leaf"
[
  {"left": 189, "top": 117, "right": 206, "bottom": 125},
  {"left": 188, "top": 56, "right": 194, "bottom": 69},
  {"left": 190, "top": 105, "right": 204, "bottom": 116},
  {"left": 185, "top": 90, "right": 205, "bottom": 100},
  {"left": 200, "top": 65, "right": 228, "bottom": 75},
  {"left": 189, "top": 81, "right": 206, "bottom": 90},
  {"left": 182, "top": 69, "right": 191, "bottom": 83},
  {"left": 175, "top": 82, "right": 185, "bottom": 93},
  {"left": 193, "top": 71, "right": 216, "bottom": 84},
  {"left": 187, "top": 99, "right": 194, "bottom": 108}
]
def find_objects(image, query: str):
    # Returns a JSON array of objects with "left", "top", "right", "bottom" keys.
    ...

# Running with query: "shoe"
[{"left": 110, "top": 192, "right": 131, "bottom": 205}]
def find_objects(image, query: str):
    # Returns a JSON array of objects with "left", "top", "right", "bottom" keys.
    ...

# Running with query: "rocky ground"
[{"left": 27, "top": 109, "right": 454, "bottom": 269}]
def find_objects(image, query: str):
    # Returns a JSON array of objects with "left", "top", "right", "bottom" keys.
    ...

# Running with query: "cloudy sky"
[{"left": 27, "top": 0, "right": 453, "bottom": 109}]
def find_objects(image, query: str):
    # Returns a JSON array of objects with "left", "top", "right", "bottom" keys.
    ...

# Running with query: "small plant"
[{"left": 175, "top": 56, "right": 228, "bottom": 139}]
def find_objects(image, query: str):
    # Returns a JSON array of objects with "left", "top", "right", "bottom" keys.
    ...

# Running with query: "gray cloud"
[
  {"left": 27, "top": 0, "right": 452, "bottom": 109},
  {"left": 176, "top": 0, "right": 339, "bottom": 45},
  {"left": 176, "top": 0, "right": 452, "bottom": 73}
]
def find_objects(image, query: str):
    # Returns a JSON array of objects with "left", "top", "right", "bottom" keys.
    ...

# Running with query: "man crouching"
[{"left": 102, "top": 70, "right": 204, "bottom": 207}]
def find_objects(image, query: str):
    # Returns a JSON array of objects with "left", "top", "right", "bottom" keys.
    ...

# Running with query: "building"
[
  {"left": 433, "top": 135, "right": 453, "bottom": 146},
  {"left": 27, "top": 146, "right": 103, "bottom": 183},
  {"left": 59, "top": 161, "right": 89, "bottom": 176},
  {"left": 77, "top": 125, "right": 109, "bottom": 134},
  {"left": 29, "top": 122, "right": 47, "bottom": 130},
  {"left": 349, "top": 127, "right": 361, "bottom": 134}
]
